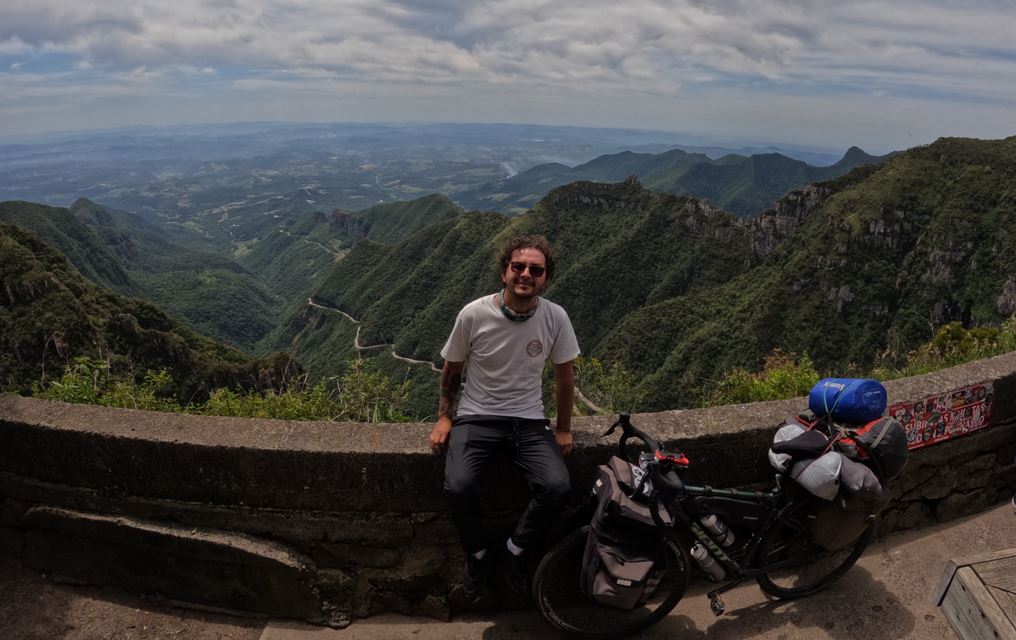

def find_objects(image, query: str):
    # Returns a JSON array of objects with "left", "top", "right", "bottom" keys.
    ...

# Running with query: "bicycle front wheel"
[
  {"left": 755, "top": 507, "right": 874, "bottom": 599},
  {"left": 533, "top": 526, "right": 689, "bottom": 639}
]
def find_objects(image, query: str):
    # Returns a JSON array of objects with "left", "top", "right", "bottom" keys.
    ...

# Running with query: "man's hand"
[
  {"left": 554, "top": 359, "right": 575, "bottom": 457},
  {"left": 431, "top": 360, "right": 463, "bottom": 454},
  {"left": 555, "top": 429, "right": 573, "bottom": 456},
  {"left": 430, "top": 416, "right": 453, "bottom": 454}
]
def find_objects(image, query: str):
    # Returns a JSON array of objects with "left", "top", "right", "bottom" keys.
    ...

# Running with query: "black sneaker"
[
  {"left": 462, "top": 553, "right": 489, "bottom": 596},
  {"left": 503, "top": 551, "right": 529, "bottom": 596}
]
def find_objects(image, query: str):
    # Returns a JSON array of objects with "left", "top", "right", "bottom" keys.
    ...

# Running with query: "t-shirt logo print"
[{"left": 527, "top": 340, "right": 544, "bottom": 357}]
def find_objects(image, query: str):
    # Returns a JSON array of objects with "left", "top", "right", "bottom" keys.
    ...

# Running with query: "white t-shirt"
[{"left": 440, "top": 294, "right": 581, "bottom": 419}]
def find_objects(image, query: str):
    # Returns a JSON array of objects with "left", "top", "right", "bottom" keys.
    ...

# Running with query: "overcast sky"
[{"left": 1, "top": 0, "right": 1014, "bottom": 153}]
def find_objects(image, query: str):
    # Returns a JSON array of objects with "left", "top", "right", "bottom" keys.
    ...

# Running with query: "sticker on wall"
[{"left": 887, "top": 382, "right": 993, "bottom": 450}]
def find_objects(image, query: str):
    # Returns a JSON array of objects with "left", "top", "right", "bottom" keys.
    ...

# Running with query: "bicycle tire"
[
  {"left": 755, "top": 507, "right": 874, "bottom": 599},
  {"left": 534, "top": 525, "right": 689, "bottom": 639}
]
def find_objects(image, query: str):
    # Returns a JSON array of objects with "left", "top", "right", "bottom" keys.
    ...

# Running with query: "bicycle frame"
[
  {"left": 532, "top": 413, "right": 875, "bottom": 634},
  {"left": 606, "top": 413, "right": 833, "bottom": 605}
]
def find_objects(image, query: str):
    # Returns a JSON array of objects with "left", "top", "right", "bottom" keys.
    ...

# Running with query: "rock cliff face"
[
  {"left": 998, "top": 279, "right": 1016, "bottom": 316},
  {"left": 746, "top": 184, "right": 833, "bottom": 260},
  {"left": 328, "top": 211, "right": 366, "bottom": 242}
]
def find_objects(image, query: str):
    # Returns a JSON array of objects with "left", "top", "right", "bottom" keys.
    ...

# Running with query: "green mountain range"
[
  {"left": 267, "top": 136, "right": 1016, "bottom": 413},
  {"left": 458, "top": 146, "right": 891, "bottom": 217},
  {"left": 236, "top": 193, "right": 464, "bottom": 300},
  {"left": 5, "top": 135, "right": 1014, "bottom": 419},
  {"left": 0, "top": 223, "right": 294, "bottom": 398},
  {"left": 0, "top": 199, "right": 282, "bottom": 350}
]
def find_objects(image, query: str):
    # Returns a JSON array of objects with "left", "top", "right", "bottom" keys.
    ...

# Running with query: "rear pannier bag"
[
  {"left": 811, "top": 496, "right": 871, "bottom": 551},
  {"left": 836, "top": 416, "right": 909, "bottom": 482},
  {"left": 581, "top": 456, "right": 669, "bottom": 610},
  {"left": 588, "top": 543, "right": 658, "bottom": 611},
  {"left": 808, "top": 378, "right": 887, "bottom": 424}
]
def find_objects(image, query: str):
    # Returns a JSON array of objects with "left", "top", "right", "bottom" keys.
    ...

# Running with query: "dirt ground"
[
  {"left": 4, "top": 502, "right": 1016, "bottom": 639},
  {"left": 0, "top": 557, "right": 263, "bottom": 640}
]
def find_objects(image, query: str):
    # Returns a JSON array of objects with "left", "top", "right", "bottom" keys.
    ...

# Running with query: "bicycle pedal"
[{"left": 709, "top": 594, "right": 725, "bottom": 616}]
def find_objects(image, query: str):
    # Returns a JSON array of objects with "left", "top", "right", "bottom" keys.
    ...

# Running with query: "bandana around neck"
[{"left": 497, "top": 289, "right": 540, "bottom": 322}]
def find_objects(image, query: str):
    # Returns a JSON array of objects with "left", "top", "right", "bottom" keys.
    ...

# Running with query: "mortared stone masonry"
[{"left": 2, "top": 352, "right": 1016, "bottom": 626}]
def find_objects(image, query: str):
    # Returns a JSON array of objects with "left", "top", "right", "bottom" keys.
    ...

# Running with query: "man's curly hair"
[{"left": 498, "top": 234, "right": 557, "bottom": 281}]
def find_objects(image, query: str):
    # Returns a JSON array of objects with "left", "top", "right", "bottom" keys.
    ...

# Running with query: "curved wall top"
[{"left": 5, "top": 350, "right": 1016, "bottom": 508}]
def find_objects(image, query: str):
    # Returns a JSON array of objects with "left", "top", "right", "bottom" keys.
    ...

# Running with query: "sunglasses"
[{"left": 509, "top": 262, "right": 546, "bottom": 278}]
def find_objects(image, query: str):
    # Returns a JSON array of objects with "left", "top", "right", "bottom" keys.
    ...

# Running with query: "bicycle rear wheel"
[
  {"left": 755, "top": 505, "right": 874, "bottom": 599},
  {"left": 533, "top": 526, "right": 689, "bottom": 639}
]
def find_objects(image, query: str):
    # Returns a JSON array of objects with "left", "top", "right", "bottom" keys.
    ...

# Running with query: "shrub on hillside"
[
  {"left": 708, "top": 350, "right": 820, "bottom": 406},
  {"left": 34, "top": 357, "right": 181, "bottom": 412},
  {"left": 32, "top": 357, "right": 411, "bottom": 422},
  {"left": 573, "top": 356, "right": 645, "bottom": 415},
  {"left": 196, "top": 359, "right": 411, "bottom": 422},
  {"left": 873, "top": 315, "right": 1016, "bottom": 380}
]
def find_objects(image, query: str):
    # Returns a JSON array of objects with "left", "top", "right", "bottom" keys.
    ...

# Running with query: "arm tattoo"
[{"left": 438, "top": 369, "right": 462, "bottom": 419}]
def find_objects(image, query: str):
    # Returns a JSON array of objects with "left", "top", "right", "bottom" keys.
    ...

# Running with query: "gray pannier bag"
[{"left": 580, "top": 457, "right": 671, "bottom": 610}]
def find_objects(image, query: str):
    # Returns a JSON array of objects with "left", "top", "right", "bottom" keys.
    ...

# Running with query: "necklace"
[{"left": 497, "top": 290, "right": 539, "bottom": 322}]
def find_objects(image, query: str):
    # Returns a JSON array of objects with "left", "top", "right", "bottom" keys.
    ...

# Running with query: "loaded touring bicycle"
[{"left": 533, "top": 379, "right": 909, "bottom": 639}]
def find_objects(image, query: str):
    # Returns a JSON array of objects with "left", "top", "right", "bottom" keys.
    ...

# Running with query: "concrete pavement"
[{"left": 260, "top": 501, "right": 1016, "bottom": 639}]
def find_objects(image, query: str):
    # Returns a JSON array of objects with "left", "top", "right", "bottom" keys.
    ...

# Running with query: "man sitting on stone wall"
[{"left": 428, "top": 234, "right": 580, "bottom": 597}]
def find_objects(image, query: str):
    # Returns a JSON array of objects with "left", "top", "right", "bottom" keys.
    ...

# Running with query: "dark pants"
[{"left": 444, "top": 415, "right": 571, "bottom": 554}]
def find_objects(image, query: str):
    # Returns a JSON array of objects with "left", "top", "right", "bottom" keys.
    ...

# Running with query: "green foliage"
[
  {"left": 11, "top": 136, "right": 1016, "bottom": 416},
  {"left": 574, "top": 356, "right": 644, "bottom": 414},
  {"left": 279, "top": 136, "right": 1016, "bottom": 411},
  {"left": 1, "top": 199, "right": 284, "bottom": 350},
  {"left": 707, "top": 350, "right": 820, "bottom": 406},
  {"left": 201, "top": 384, "right": 334, "bottom": 420},
  {"left": 130, "top": 268, "right": 281, "bottom": 350},
  {"left": 334, "top": 358, "right": 412, "bottom": 422},
  {"left": 235, "top": 194, "right": 463, "bottom": 304},
  {"left": 195, "top": 359, "right": 411, "bottom": 422},
  {"left": 33, "top": 357, "right": 182, "bottom": 412},
  {"left": 0, "top": 223, "right": 298, "bottom": 401},
  {"left": 33, "top": 357, "right": 412, "bottom": 422},
  {"left": 873, "top": 316, "right": 1016, "bottom": 380},
  {"left": 353, "top": 194, "right": 464, "bottom": 244},
  {"left": 0, "top": 201, "right": 130, "bottom": 289}
]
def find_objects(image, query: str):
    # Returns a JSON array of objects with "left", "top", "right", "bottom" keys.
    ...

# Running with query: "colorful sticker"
[{"left": 887, "top": 382, "right": 993, "bottom": 450}]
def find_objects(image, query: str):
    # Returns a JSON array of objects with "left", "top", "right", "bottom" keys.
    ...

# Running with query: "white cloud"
[
  {"left": 4, "top": 0, "right": 1010, "bottom": 92},
  {"left": 9, "top": 61, "right": 22, "bottom": 71},
  {"left": 0, "top": 0, "right": 1014, "bottom": 146},
  {"left": 0, "top": 36, "right": 31, "bottom": 55}
]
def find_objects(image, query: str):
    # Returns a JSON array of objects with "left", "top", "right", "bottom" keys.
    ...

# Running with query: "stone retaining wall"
[{"left": 3, "top": 352, "right": 1016, "bottom": 626}]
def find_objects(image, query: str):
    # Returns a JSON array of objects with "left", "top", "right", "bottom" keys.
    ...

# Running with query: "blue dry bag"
[{"left": 808, "top": 378, "right": 887, "bottom": 424}]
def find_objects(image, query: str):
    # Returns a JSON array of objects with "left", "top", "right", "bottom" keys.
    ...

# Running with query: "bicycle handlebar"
[
  {"left": 602, "top": 414, "right": 687, "bottom": 495},
  {"left": 600, "top": 413, "right": 661, "bottom": 457}
]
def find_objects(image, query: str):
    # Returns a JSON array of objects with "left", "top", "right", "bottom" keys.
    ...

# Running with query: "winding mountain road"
[
  {"left": 306, "top": 298, "right": 601, "bottom": 412},
  {"left": 277, "top": 229, "right": 344, "bottom": 258},
  {"left": 307, "top": 298, "right": 441, "bottom": 372}
]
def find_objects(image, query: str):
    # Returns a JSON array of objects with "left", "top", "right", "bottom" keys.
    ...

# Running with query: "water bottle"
[
  {"left": 700, "top": 514, "right": 735, "bottom": 547},
  {"left": 690, "top": 543, "right": 725, "bottom": 582}
]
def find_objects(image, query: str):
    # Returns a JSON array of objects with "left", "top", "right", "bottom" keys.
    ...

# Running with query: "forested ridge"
[{"left": 6, "top": 136, "right": 1016, "bottom": 417}]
